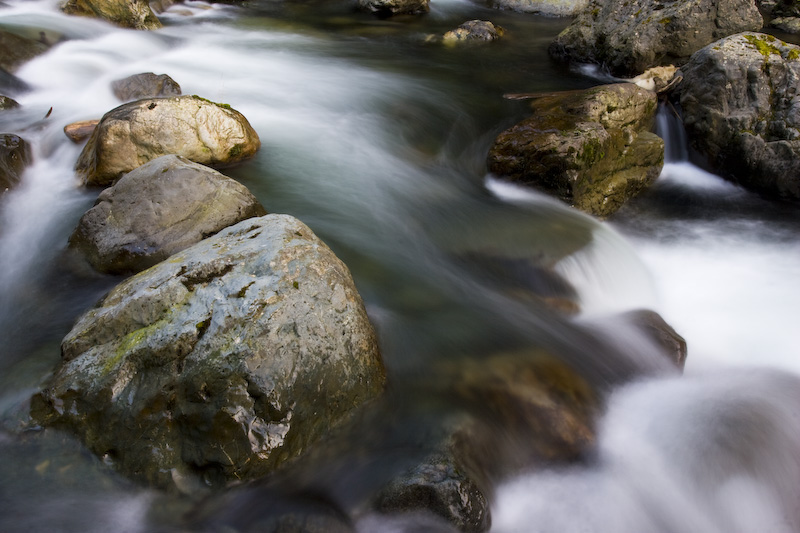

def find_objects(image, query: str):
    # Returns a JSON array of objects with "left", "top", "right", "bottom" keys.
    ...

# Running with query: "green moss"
[
  {"left": 191, "top": 95, "right": 232, "bottom": 110},
  {"left": 787, "top": 48, "right": 800, "bottom": 61},
  {"left": 228, "top": 143, "right": 244, "bottom": 159},
  {"left": 744, "top": 34, "right": 781, "bottom": 58},
  {"left": 104, "top": 323, "right": 161, "bottom": 373},
  {"left": 658, "top": 17, "right": 671, "bottom": 24}
]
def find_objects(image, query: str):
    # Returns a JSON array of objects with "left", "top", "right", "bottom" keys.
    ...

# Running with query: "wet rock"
[
  {"left": 61, "top": 0, "right": 162, "bottom": 30},
  {"left": 0, "top": 95, "right": 19, "bottom": 110},
  {"left": 63, "top": 119, "right": 99, "bottom": 143},
  {"left": 357, "top": 0, "right": 429, "bottom": 17},
  {"left": 679, "top": 33, "right": 800, "bottom": 200},
  {"left": 0, "top": 134, "right": 31, "bottom": 193},
  {"left": 488, "top": 83, "right": 663, "bottom": 217},
  {"left": 759, "top": 0, "right": 800, "bottom": 17},
  {"left": 0, "top": 67, "right": 30, "bottom": 93},
  {"left": 491, "top": 0, "right": 587, "bottom": 16},
  {"left": 549, "top": 0, "right": 763, "bottom": 77},
  {"left": 622, "top": 309, "right": 688, "bottom": 370},
  {"left": 31, "top": 214, "right": 386, "bottom": 490},
  {"left": 68, "top": 155, "right": 267, "bottom": 275},
  {"left": 626, "top": 65, "right": 681, "bottom": 94},
  {"left": 769, "top": 16, "right": 800, "bottom": 34},
  {"left": 442, "top": 21, "right": 504, "bottom": 44},
  {"left": 111, "top": 72, "right": 182, "bottom": 101},
  {"left": 75, "top": 95, "right": 261, "bottom": 187},
  {"left": 0, "top": 29, "right": 49, "bottom": 72}
]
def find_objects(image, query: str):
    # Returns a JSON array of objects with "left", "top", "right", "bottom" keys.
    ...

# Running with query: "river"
[{"left": 0, "top": 1, "right": 799, "bottom": 531}]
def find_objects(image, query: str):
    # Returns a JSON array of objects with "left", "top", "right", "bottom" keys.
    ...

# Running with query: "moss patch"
[{"left": 744, "top": 34, "right": 781, "bottom": 58}]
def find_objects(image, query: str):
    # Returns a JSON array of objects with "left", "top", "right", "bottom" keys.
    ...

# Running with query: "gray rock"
[
  {"left": 549, "top": 0, "right": 763, "bottom": 77},
  {"left": 75, "top": 95, "right": 261, "bottom": 187},
  {"left": 0, "top": 95, "right": 19, "bottom": 110},
  {"left": 679, "top": 32, "right": 800, "bottom": 199},
  {"left": 0, "top": 29, "right": 49, "bottom": 73},
  {"left": 111, "top": 72, "right": 182, "bottom": 102},
  {"left": 32, "top": 214, "right": 386, "bottom": 490},
  {"left": 357, "top": 0, "right": 429, "bottom": 17},
  {"left": 769, "top": 16, "right": 800, "bottom": 34},
  {"left": 758, "top": 0, "right": 800, "bottom": 17},
  {"left": 488, "top": 83, "right": 663, "bottom": 217},
  {"left": 61, "top": 0, "right": 162, "bottom": 30},
  {"left": 0, "top": 134, "right": 31, "bottom": 193},
  {"left": 491, "top": 0, "right": 587, "bottom": 16},
  {"left": 68, "top": 155, "right": 267, "bottom": 275},
  {"left": 442, "top": 21, "right": 504, "bottom": 44}
]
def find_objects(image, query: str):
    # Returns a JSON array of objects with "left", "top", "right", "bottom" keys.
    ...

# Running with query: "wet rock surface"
[
  {"left": 0, "top": 133, "right": 31, "bottom": 193},
  {"left": 357, "top": 0, "right": 429, "bottom": 17},
  {"left": 443, "top": 21, "right": 504, "bottom": 44},
  {"left": 111, "top": 72, "right": 182, "bottom": 101},
  {"left": 61, "top": 0, "right": 162, "bottom": 30},
  {"left": 490, "top": 0, "right": 588, "bottom": 16},
  {"left": 0, "top": 28, "right": 49, "bottom": 72}
]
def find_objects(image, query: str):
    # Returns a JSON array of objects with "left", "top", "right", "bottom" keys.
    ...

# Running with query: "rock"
[
  {"left": 679, "top": 32, "right": 800, "bottom": 199},
  {"left": 442, "top": 21, "right": 504, "bottom": 44},
  {"left": 0, "top": 95, "right": 20, "bottom": 110},
  {"left": 759, "top": 0, "right": 800, "bottom": 17},
  {"left": 0, "top": 29, "right": 49, "bottom": 72},
  {"left": 488, "top": 83, "right": 663, "bottom": 217},
  {"left": 769, "top": 16, "right": 800, "bottom": 33},
  {"left": 621, "top": 309, "right": 688, "bottom": 370},
  {"left": 75, "top": 95, "right": 261, "bottom": 187},
  {"left": 357, "top": 0, "right": 429, "bottom": 17},
  {"left": 63, "top": 119, "right": 99, "bottom": 143},
  {"left": 491, "top": 0, "right": 587, "bottom": 16},
  {"left": 0, "top": 67, "right": 30, "bottom": 93},
  {"left": 626, "top": 65, "right": 681, "bottom": 93},
  {"left": 61, "top": 0, "right": 162, "bottom": 30},
  {"left": 0, "top": 134, "right": 31, "bottom": 193},
  {"left": 549, "top": 0, "right": 763, "bottom": 77},
  {"left": 68, "top": 155, "right": 267, "bottom": 275},
  {"left": 31, "top": 214, "right": 386, "bottom": 490},
  {"left": 111, "top": 72, "right": 182, "bottom": 102}
]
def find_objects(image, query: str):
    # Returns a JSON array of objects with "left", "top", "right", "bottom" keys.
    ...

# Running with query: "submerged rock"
[
  {"left": 111, "top": 72, "right": 182, "bottom": 101},
  {"left": 32, "top": 214, "right": 386, "bottom": 490},
  {"left": 488, "top": 83, "right": 663, "bottom": 217},
  {"left": 0, "top": 95, "right": 20, "bottom": 110},
  {"left": 491, "top": 0, "right": 587, "bottom": 16},
  {"left": 75, "top": 95, "right": 261, "bottom": 187},
  {"left": 0, "top": 29, "right": 49, "bottom": 72},
  {"left": 357, "top": 0, "right": 429, "bottom": 17},
  {"left": 442, "top": 21, "right": 504, "bottom": 44},
  {"left": 68, "top": 155, "right": 267, "bottom": 275},
  {"left": 61, "top": 0, "right": 162, "bottom": 30},
  {"left": 622, "top": 309, "right": 688, "bottom": 370},
  {"left": 679, "top": 33, "right": 800, "bottom": 200},
  {"left": 0, "top": 134, "right": 31, "bottom": 193},
  {"left": 549, "top": 0, "right": 763, "bottom": 77}
]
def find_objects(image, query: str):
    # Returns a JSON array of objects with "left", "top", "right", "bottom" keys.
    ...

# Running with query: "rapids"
[{"left": 0, "top": 1, "right": 798, "bottom": 531}]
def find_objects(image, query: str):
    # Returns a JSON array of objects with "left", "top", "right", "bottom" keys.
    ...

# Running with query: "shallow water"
[{"left": 0, "top": 1, "right": 799, "bottom": 531}]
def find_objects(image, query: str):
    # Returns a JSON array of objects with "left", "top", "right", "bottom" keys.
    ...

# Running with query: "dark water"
[{"left": 1, "top": 1, "right": 799, "bottom": 531}]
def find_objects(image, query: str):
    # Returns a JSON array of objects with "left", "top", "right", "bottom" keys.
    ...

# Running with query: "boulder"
[
  {"left": 68, "top": 155, "right": 267, "bottom": 275},
  {"left": 75, "top": 95, "right": 261, "bottom": 187},
  {"left": 488, "top": 83, "right": 663, "bottom": 217},
  {"left": 31, "top": 214, "right": 386, "bottom": 490},
  {"left": 0, "top": 29, "right": 49, "bottom": 72},
  {"left": 443, "top": 21, "right": 504, "bottom": 45},
  {"left": 357, "top": 0, "right": 429, "bottom": 17},
  {"left": 0, "top": 95, "right": 19, "bottom": 110},
  {"left": 111, "top": 72, "right": 182, "bottom": 102},
  {"left": 61, "top": 0, "right": 162, "bottom": 30},
  {"left": 769, "top": 16, "right": 800, "bottom": 33},
  {"left": 679, "top": 32, "right": 800, "bottom": 199},
  {"left": 621, "top": 309, "right": 688, "bottom": 370},
  {"left": 491, "top": 0, "right": 587, "bottom": 16},
  {"left": 549, "top": 0, "right": 763, "bottom": 77},
  {"left": 0, "top": 134, "right": 31, "bottom": 193},
  {"left": 64, "top": 119, "right": 99, "bottom": 143}
]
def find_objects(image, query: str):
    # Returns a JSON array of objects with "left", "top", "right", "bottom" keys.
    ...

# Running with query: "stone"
[
  {"left": 443, "top": 21, "right": 504, "bottom": 44},
  {"left": 621, "top": 309, "right": 688, "bottom": 370},
  {"left": 64, "top": 119, "right": 99, "bottom": 143},
  {"left": 0, "top": 134, "right": 31, "bottom": 193},
  {"left": 68, "top": 155, "right": 267, "bottom": 275},
  {"left": 0, "top": 29, "right": 49, "bottom": 72},
  {"left": 488, "top": 83, "right": 663, "bottom": 217},
  {"left": 61, "top": 0, "right": 162, "bottom": 30},
  {"left": 0, "top": 95, "right": 19, "bottom": 110},
  {"left": 491, "top": 0, "right": 587, "bottom": 16},
  {"left": 549, "top": 0, "right": 763, "bottom": 77},
  {"left": 679, "top": 32, "right": 800, "bottom": 199},
  {"left": 32, "top": 214, "right": 386, "bottom": 490},
  {"left": 357, "top": 0, "right": 429, "bottom": 17},
  {"left": 111, "top": 72, "right": 182, "bottom": 102},
  {"left": 769, "top": 16, "right": 800, "bottom": 33},
  {"left": 75, "top": 95, "right": 261, "bottom": 187}
]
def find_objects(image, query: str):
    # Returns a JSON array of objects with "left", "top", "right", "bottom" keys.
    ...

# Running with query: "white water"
[{"left": 1, "top": 2, "right": 799, "bottom": 532}]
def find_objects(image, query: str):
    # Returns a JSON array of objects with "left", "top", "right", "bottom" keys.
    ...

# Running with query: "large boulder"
[
  {"left": 679, "top": 32, "right": 800, "bottom": 199},
  {"left": 75, "top": 95, "right": 261, "bottom": 187},
  {"left": 61, "top": 0, "right": 162, "bottom": 30},
  {"left": 32, "top": 214, "right": 386, "bottom": 490},
  {"left": 549, "top": 0, "right": 763, "bottom": 77},
  {"left": 68, "top": 155, "right": 267, "bottom": 275},
  {"left": 111, "top": 72, "right": 181, "bottom": 102},
  {"left": 0, "top": 134, "right": 31, "bottom": 193},
  {"left": 357, "top": 0, "right": 429, "bottom": 17},
  {"left": 491, "top": 0, "right": 587, "bottom": 16},
  {"left": 488, "top": 83, "right": 663, "bottom": 217},
  {"left": 0, "top": 29, "right": 49, "bottom": 72}
]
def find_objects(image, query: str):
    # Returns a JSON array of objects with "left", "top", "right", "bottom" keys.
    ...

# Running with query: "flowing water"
[{"left": 0, "top": 1, "right": 799, "bottom": 531}]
